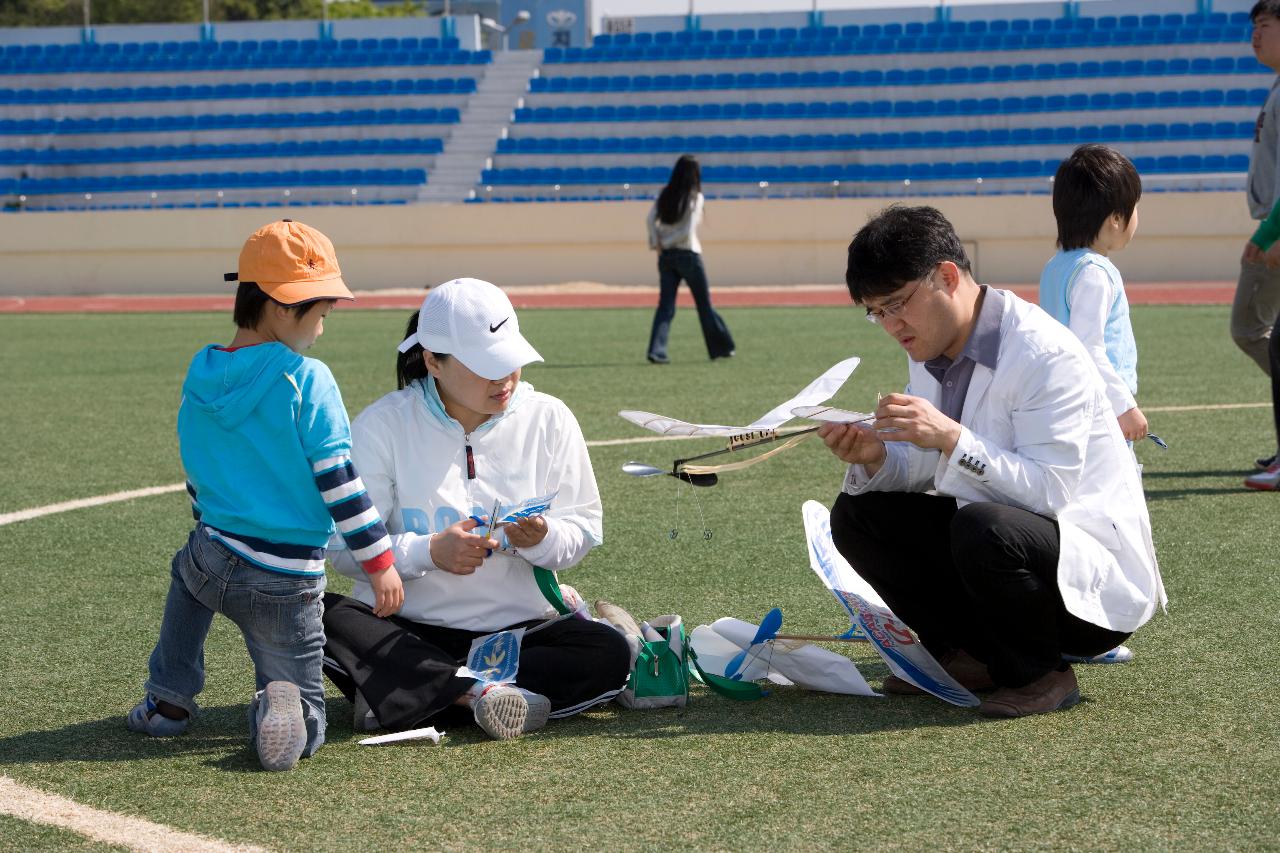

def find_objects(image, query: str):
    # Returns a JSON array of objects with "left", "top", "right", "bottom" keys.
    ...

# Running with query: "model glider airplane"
[{"left": 619, "top": 357, "right": 872, "bottom": 486}]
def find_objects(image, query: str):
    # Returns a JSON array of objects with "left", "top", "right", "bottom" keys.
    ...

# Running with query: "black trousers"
[
  {"left": 647, "top": 249, "right": 736, "bottom": 361},
  {"left": 830, "top": 491, "right": 1129, "bottom": 688},
  {"left": 1270, "top": 310, "right": 1280, "bottom": 448},
  {"left": 322, "top": 593, "right": 630, "bottom": 732}
]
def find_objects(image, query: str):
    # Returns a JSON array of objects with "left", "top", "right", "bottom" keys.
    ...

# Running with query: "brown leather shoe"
[
  {"left": 883, "top": 649, "right": 995, "bottom": 695},
  {"left": 979, "top": 666, "right": 1080, "bottom": 718}
]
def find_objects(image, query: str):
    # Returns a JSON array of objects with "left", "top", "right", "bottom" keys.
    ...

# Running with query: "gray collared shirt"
[{"left": 923, "top": 285, "right": 1004, "bottom": 421}]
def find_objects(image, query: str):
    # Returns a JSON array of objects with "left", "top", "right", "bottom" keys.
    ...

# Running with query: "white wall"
[{"left": 0, "top": 191, "right": 1252, "bottom": 296}]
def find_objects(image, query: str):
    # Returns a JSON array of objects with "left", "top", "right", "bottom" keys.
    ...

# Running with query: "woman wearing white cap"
[{"left": 321, "top": 278, "right": 630, "bottom": 740}]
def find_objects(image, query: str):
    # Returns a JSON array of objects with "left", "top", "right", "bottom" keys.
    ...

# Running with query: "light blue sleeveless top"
[{"left": 1038, "top": 248, "right": 1137, "bottom": 395}]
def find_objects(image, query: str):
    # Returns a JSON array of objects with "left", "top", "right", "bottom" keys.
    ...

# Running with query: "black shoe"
[
  {"left": 711, "top": 350, "right": 735, "bottom": 361},
  {"left": 647, "top": 354, "right": 669, "bottom": 365},
  {"left": 1257, "top": 454, "right": 1277, "bottom": 470}
]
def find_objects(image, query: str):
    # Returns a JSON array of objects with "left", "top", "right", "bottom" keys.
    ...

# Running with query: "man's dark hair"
[
  {"left": 231, "top": 281, "right": 325, "bottom": 329},
  {"left": 845, "top": 205, "right": 972, "bottom": 302},
  {"left": 1252, "top": 1, "right": 1280, "bottom": 23},
  {"left": 1052, "top": 144, "right": 1142, "bottom": 251},
  {"left": 395, "top": 310, "right": 451, "bottom": 389}
]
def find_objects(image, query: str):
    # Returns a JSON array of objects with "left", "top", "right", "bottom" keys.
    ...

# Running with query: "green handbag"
[
  {"left": 535, "top": 571, "right": 762, "bottom": 707},
  {"left": 620, "top": 615, "right": 690, "bottom": 709}
]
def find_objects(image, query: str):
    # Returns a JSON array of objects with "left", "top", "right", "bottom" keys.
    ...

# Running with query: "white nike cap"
[{"left": 398, "top": 278, "right": 543, "bottom": 380}]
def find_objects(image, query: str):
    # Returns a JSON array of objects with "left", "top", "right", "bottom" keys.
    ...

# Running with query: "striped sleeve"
[
  {"left": 185, "top": 480, "right": 202, "bottom": 522},
  {"left": 313, "top": 455, "right": 394, "bottom": 574}
]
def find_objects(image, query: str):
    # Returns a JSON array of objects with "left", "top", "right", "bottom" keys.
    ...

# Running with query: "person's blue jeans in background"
[
  {"left": 647, "top": 248, "right": 736, "bottom": 361},
  {"left": 143, "top": 525, "right": 326, "bottom": 756}
]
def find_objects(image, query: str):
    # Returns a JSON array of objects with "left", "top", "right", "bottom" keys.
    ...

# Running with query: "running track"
[{"left": 0, "top": 281, "right": 1236, "bottom": 313}]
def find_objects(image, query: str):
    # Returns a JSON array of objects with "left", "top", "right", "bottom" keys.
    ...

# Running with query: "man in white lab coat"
[{"left": 820, "top": 205, "right": 1166, "bottom": 718}]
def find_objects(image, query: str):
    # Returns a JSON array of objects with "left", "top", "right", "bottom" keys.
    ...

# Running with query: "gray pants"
[{"left": 1232, "top": 259, "right": 1280, "bottom": 376}]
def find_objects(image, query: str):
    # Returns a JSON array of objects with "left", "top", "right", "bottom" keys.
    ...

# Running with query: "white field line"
[
  {"left": 0, "top": 483, "right": 186, "bottom": 527},
  {"left": 0, "top": 776, "right": 271, "bottom": 853},
  {"left": 0, "top": 401, "right": 1267, "bottom": 528},
  {"left": 1144, "top": 402, "right": 1269, "bottom": 413}
]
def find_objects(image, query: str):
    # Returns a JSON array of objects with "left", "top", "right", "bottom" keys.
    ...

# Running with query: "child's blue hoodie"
[{"left": 177, "top": 342, "right": 351, "bottom": 558}]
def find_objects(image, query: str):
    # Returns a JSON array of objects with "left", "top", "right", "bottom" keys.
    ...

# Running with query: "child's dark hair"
[
  {"left": 232, "top": 282, "right": 324, "bottom": 329},
  {"left": 845, "top": 205, "right": 972, "bottom": 302},
  {"left": 1252, "top": 1, "right": 1280, "bottom": 23},
  {"left": 1052, "top": 144, "right": 1142, "bottom": 251},
  {"left": 395, "top": 311, "right": 450, "bottom": 389}
]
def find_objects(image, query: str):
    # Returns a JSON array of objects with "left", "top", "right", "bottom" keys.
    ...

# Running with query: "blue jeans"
[
  {"left": 647, "top": 249, "right": 736, "bottom": 361},
  {"left": 143, "top": 525, "right": 326, "bottom": 756}
]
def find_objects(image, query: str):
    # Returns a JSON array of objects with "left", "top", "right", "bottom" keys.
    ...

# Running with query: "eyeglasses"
[{"left": 864, "top": 272, "right": 933, "bottom": 325}]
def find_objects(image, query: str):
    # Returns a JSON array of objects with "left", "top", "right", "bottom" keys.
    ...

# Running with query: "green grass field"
[{"left": 1, "top": 304, "right": 1277, "bottom": 850}]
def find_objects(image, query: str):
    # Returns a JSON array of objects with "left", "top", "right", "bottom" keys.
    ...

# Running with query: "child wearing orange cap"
[{"left": 126, "top": 220, "right": 403, "bottom": 771}]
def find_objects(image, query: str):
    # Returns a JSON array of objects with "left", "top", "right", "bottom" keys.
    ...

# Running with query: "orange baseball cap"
[{"left": 224, "top": 219, "right": 353, "bottom": 305}]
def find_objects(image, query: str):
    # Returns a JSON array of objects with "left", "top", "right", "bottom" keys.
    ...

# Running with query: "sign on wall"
[{"left": 501, "top": 0, "right": 590, "bottom": 49}]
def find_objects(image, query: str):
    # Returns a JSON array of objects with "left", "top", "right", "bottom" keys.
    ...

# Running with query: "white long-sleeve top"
[
  {"left": 329, "top": 377, "right": 603, "bottom": 631},
  {"left": 1064, "top": 263, "right": 1137, "bottom": 418},
  {"left": 647, "top": 192, "right": 704, "bottom": 253}
]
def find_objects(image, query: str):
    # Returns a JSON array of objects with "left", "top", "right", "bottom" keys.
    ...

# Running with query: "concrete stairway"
[{"left": 417, "top": 49, "right": 541, "bottom": 204}]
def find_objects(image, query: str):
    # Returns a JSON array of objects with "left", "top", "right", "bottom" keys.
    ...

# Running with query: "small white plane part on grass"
[
  {"left": 690, "top": 617, "right": 879, "bottom": 697},
  {"left": 358, "top": 727, "right": 444, "bottom": 746}
]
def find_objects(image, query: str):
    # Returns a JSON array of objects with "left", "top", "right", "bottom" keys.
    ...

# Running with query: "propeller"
[
  {"left": 723, "top": 607, "right": 783, "bottom": 680},
  {"left": 621, "top": 461, "right": 718, "bottom": 487}
]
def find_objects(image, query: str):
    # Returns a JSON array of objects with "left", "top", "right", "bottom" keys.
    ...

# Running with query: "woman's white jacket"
[{"left": 330, "top": 378, "right": 602, "bottom": 631}]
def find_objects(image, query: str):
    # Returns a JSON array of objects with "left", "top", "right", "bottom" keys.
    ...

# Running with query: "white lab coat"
[{"left": 843, "top": 291, "right": 1166, "bottom": 633}]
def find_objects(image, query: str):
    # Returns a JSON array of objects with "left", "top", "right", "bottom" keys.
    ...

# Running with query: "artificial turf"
[{"left": 0, "top": 304, "right": 1276, "bottom": 849}]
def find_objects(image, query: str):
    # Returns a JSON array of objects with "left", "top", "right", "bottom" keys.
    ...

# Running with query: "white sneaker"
[
  {"left": 1245, "top": 461, "right": 1280, "bottom": 491},
  {"left": 254, "top": 681, "right": 306, "bottom": 771},
  {"left": 126, "top": 694, "right": 189, "bottom": 737},
  {"left": 518, "top": 688, "right": 551, "bottom": 735},
  {"left": 472, "top": 685, "right": 528, "bottom": 740}
]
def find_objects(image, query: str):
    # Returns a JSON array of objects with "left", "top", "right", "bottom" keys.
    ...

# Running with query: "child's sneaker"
[
  {"left": 1245, "top": 461, "right": 1280, "bottom": 491},
  {"left": 1256, "top": 453, "right": 1277, "bottom": 470},
  {"left": 472, "top": 685, "right": 530, "bottom": 740},
  {"left": 1064, "top": 644, "right": 1134, "bottom": 664},
  {"left": 126, "top": 695, "right": 189, "bottom": 737},
  {"left": 254, "top": 681, "right": 306, "bottom": 771}
]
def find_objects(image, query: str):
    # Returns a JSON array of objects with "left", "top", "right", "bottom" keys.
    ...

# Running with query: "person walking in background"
[
  {"left": 1232, "top": 1, "right": 1280, "bottom": 472},
  {"left": 645, "top": 154, "right": 736, "bottom": 364}
]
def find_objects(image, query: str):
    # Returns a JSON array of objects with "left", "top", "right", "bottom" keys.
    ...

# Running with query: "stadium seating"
[
  {"left": 528, "top": 56, "right": 1268, "bottom": 93},
  {"left": 6, "top": 167, "right": 426, "bottom": 195},
  {"left": 0, "top": 38, "right": 486, "bottom": 74},
  {"left": 0, "top": 108, "right": 460, "bottom": 136},
  {"left": 0, "top": 8, "right": 1265, "bottom": 209},
  {"left": 475, "top": 8, "right": 1266, "bottom": 202},
  {"left": 0, "top": 77, "right": 475, "bottom": 105},
  {"left": 565, "top": 15, "right": 1251, "bottom": 63}
]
